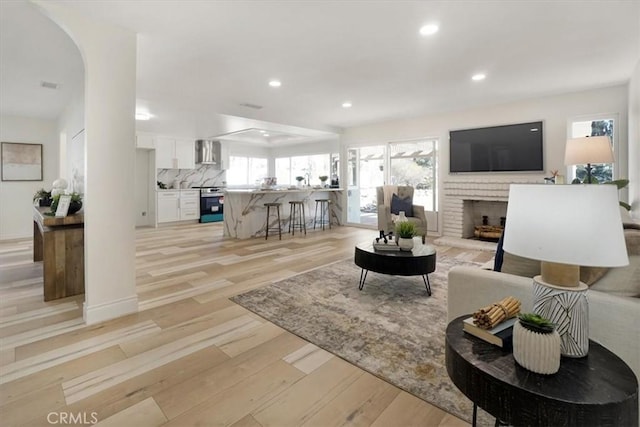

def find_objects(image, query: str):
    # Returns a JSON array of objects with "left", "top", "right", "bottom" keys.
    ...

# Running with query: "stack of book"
[
  {"left": 463, "top": 317, "right": 516, "bottom": 348},
  {"left": 373, "top": 238, "right": 400, "bottom": 251}
]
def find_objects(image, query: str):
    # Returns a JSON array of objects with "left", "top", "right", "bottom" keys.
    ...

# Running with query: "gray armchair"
[{"left": 376, "top": 185, "right": 427, "bottom": 243}]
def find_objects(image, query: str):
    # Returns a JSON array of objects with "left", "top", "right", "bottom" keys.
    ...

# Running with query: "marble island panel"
[{"left": 223, "top": 188, "right": 343, "bottom": 239}]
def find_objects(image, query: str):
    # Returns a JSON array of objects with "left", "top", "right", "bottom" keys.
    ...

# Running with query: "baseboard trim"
[{"left": 83, "top": 294, "right": 139, "bottom": 325}]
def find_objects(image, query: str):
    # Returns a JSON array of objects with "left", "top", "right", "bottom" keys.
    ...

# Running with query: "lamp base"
[{"left": 533, "top": 276, "right": 589, "bottom": 357}]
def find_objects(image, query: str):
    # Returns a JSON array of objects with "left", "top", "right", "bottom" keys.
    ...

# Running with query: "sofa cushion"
[
  {"left": 589, "top": 255, "right": 640, "bottom": 297},
  {"left": 624, "top": 229, "right": 640, "bottom": 255},
  {"left": 390, "top": 193, "right": 413, "bottom": 217}
]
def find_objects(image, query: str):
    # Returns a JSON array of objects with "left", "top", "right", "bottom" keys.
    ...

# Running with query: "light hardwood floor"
[{"left": 0, "top": 223, "right": 492, "bottom": 427}]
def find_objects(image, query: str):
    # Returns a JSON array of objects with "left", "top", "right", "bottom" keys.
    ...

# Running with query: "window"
[
  {"left": 389, "top": 139, "right": 438, "bottom": 211},
  {"left": 275, "top": 154, "right": 334, "bottom": 186},
  {"left": 227, "top": 156, "right": 268, "bottom": 185},
  {"left": 569, "top": 117, "right": 615, "bottom": 183}
]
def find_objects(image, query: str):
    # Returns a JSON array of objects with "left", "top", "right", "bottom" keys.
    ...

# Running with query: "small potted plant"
[
  {"left": 319, "top": 175, "right": 329, "bottom": 187},
  {"left": 295, "top": 176, "right": 305, "bottom": 187},
  {"left": 395, "top": 221, "right": 416, "bottom": 251},
  {"left": 513, "top": 313, "right": 561, "bottom": 375},
  {"left": 33, "top": 188, "right": 52, "bottom": 207}
]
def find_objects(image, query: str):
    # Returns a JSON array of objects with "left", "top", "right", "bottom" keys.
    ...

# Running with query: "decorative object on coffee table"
[
  {"left": 513, "top": 313, "right": 561, "bottom": 375},
  {"left": 503, "top": 184, "right": 628, "bottom": 357},
  {"left": 395, "top": 219, "right": 415, "bottom": 251}
]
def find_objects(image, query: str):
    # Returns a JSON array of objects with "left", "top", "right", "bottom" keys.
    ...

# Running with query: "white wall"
[
  {"left": 35, "top": 1, "right": 138, "bottom": 325},
  {"left": 342, "top": 85, "right": 629, "bottom": 233},
  {"left": 0, "top": 115, "right": 59, "bottom": 240},
  {"left": 628, "top": 60, "right": 640, "bottom": 219}
]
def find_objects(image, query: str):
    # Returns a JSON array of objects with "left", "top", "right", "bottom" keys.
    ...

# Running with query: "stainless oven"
[{"left": 198, "top": 187, "right": 224, "bottom": 223}]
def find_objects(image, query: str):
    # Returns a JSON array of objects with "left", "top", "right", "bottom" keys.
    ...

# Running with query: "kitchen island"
[{"left": 223, "top": 188, "right": 343, "bottom": 239}]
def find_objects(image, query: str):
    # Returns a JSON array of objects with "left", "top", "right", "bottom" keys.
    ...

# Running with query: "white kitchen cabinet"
[
  {"left": 175, "top": 139, "right": 195, "bottom": 169},
  {"left": 136, "top": 133, "right": 155, "bottom": 149},
  {"left": 157, "top": 191, "right": 180, "bottom": 223},
  {"left": 179, "top": 190, "right": 200, "bottom": 221},
  {"left": 155, "top": 137, "right": 195, "bottom": 169}
]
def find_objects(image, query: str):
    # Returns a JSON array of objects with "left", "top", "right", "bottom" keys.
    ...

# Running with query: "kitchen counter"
[
  {"left": 223, "top": 188, "right": 344, "bottom": 239},
  {"left": 225, "top": 187, "right": 343, "bottom": 194}
]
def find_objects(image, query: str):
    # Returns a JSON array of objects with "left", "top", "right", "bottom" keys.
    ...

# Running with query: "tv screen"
[{"left": 449, "top": 121, "right": 544, "bottom": 173}]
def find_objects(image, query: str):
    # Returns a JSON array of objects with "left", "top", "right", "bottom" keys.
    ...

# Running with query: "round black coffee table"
[
  {"left": 354, "top": 242, "right": 436, "bottom": 295},
  {"left": 445, "top": 315, "right": 639, "bottom": 427}
]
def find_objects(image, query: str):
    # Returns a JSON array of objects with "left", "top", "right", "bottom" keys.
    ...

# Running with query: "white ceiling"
[{"left": 1, "top": 0, "right": 639, "bottom": 144}]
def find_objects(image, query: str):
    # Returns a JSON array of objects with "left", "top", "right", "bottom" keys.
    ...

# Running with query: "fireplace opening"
[{"left": 462, "top": 200, "right": 508, "bottom": 241}]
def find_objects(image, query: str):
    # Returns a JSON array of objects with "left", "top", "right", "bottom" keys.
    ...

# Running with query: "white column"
[{"left": 34, "top": 1, "right": 138, "bottom": 324}]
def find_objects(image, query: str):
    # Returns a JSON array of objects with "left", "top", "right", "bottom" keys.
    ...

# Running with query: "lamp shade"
[
  {"left": 564, "top": 136, "right": 614, "bottom": 166},
  {"left": 503, "top": 184, "right": 628, "bottom": 267}
]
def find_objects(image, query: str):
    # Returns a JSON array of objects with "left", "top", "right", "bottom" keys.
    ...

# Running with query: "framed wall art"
[{"left": 1, "top": 142, "right": 43, "bottom": 181}]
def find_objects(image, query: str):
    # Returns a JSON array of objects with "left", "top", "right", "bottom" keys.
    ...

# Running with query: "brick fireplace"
[{"left": 442, "top": 178, "right": 538, "bottom": 239}]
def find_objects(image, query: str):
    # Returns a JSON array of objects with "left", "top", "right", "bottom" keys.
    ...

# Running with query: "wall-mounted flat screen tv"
[{"left": 449, "top": 121, "right": 544, "bottom": 173}]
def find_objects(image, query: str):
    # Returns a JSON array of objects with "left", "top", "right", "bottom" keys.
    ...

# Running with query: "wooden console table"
[{"left": 33, "top": 206, "right": 84, "bottom": 301}]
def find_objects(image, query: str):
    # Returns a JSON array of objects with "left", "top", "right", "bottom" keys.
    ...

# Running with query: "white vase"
[
  {"left": 513, "top": 321, "right": 561, "bottom": 375},
  {"left": 398, "top": 237, "right": 414, "bottom": 251}
]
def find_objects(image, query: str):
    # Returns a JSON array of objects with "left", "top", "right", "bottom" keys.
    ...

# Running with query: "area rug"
[{"left": 231, "top": 255, "right": 483, "bottom": 424}]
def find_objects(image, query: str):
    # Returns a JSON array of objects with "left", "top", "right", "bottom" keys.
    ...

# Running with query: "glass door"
[
  {"left": 389, "top": 139, "right": 438, "bottom": 231},
  {"left": 346, "top": 139, "right": 438, "bottom": 231},
  {"left": 347, "top": 145, "right": 385, "bottom": 225}
]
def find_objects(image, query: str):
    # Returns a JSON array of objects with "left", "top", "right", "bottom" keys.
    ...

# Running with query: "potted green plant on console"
[
  {"left": 49, "top": 192, "right": 83, "bottom": 215},
  {"left": 33, "top": 188, "right": 52, "bottom": 207},
  {"left": 395, "top": 221, "right": 416, "bottom": 251}
]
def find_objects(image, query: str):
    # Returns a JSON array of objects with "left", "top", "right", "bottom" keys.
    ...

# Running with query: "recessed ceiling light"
[
  {"left": 41, "top": 81, "right": 61, "bottom": 90},
  {"left": 263, "top": 133, "right": 270, "bottom": 137},
  {"left": 471, "top": 73, "right": 486, "bottom": 81},
  {"left": 342, "top": 102, "right": 352, "bottom": 108},
  {"left": 269, "top": 80, "right": 281, "bottom": 87},
  {"left": 419, "top": 24, "right": 439, "bottom": 36},
  {"left": 135, "top": 112, "right": 151, "bottom": 120}
]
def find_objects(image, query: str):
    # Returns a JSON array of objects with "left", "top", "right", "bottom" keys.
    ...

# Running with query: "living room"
[{"left": 1, "top": 1, "right": 639, "bottom": 425}]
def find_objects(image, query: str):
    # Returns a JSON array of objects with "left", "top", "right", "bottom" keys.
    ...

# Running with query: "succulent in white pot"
[
  {"left": 513, "top": 313, "right": 561, "bottom": 375},
  {"left": 395, "top": 221, "right": 416, "bottom": 251}
]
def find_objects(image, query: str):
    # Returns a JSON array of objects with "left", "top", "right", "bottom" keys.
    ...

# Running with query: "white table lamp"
[
  {"left": 564, "top": 136, "right": 614, "bottom": 183},
  {"left": 503, "top": 184, "right": 628, "bottom": 357}
]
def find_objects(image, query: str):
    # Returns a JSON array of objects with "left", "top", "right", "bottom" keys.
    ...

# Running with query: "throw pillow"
[
  {"left": 390, "top": 193, "right": 413, "bottom": 217},
  {"left": 580, "top": 266, "right": 609, "bottom": 286},
  {"left": 500, "top": 252, "right": 541, "bottom": 278}
]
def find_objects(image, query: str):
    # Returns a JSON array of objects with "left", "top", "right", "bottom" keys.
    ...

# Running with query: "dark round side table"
[{"left": 445, "top": 315, "right": 638, "bottom": 427}]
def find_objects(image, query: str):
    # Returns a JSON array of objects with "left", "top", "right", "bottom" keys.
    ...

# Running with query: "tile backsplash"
[{"left": 157, "top": 165, "right": 226, "bottom": 189}]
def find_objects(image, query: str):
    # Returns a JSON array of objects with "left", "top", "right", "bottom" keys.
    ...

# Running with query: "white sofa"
[{"left": 447, "top": 266, "right": 640, "bottom": 407}]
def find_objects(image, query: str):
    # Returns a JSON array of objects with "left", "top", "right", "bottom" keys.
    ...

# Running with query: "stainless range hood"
[{"left": 195, "top": 140, "right": 219, "bottom": 165}]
